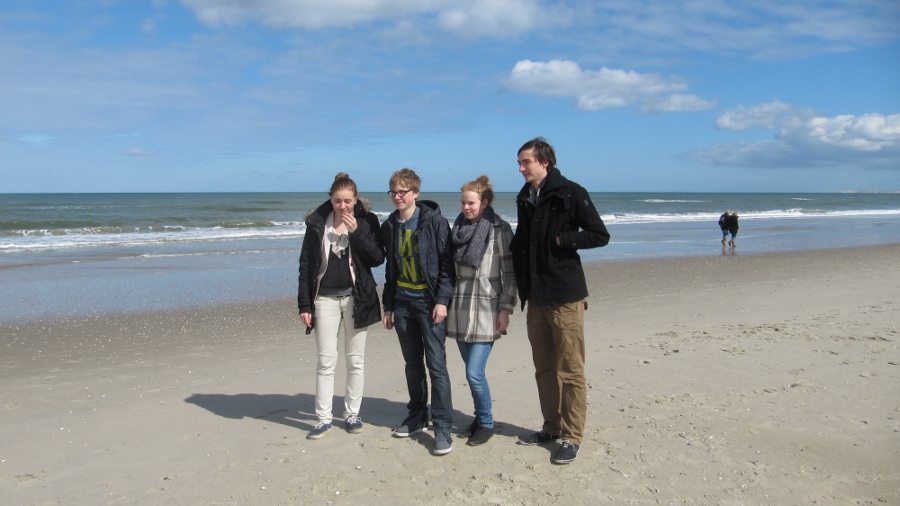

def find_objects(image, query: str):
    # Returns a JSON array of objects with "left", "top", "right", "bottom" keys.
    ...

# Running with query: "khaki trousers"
[{"left": 526, "top": 300, "right": 587, "bottom": 444}]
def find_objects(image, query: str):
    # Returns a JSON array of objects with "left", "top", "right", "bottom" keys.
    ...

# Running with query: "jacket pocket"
[{"left": 552, "top": 301, "right": 583, "bottom": 331}]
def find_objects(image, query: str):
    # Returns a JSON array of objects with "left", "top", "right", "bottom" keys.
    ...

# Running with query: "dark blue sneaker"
[
  {"left": 345, "top": 415, "right": 364, "bottom": 434},
  {"left": 306, "top": 422, "right": 332, "bottom": 440}
]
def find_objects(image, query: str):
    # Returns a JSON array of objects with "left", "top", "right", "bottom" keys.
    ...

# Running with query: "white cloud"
[
  {"left": 177, "top": 1, "right": 900, "bottom": 57},
  {"left": 436, "top": 0, "right": 569, "bottom": 38},
  {"left": 18, "top": 134, "right": 55, "bottom": 145},
  {"left": 122, "top": 147, "right": 155, "bottom": 156},
  {"left": 503, "top": 59, "right": 716, "bottom": 113},
  {"left": 181, "top": 0, "right": 568, "bottom": 37},
  {"left": 684, "top": 100, "right": 900, "bottom": 168},
  {"left": 142, "top": 19, "right": 158, "bottom": 33},
  {"left": 583, "top": 0, "right": 900, "bottom": 61}
]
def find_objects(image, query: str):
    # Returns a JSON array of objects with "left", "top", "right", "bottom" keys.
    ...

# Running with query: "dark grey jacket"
[{"left": 381, "top": 200, "right": 455, "bottom": 312}]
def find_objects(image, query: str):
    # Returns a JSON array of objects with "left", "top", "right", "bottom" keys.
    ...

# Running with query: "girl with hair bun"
[
  {"left": 447, "top": 174, "right": 517, "bottom": 446},
  {"left": 298, "top": 172, "right": 385, "bottom": 440}
]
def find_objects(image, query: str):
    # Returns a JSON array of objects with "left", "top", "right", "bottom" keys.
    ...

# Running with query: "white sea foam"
[
  {"left": 0, "top": 224, "right": 307, "bottom": 252},
  {"left": 600, "top": 208, "right": 900, "bottom": 225},
  {"left": 639, "top": 199, "right": 705, "bottom": 203},
  {"left": 2, "top": 208, "right": 898, "bottom": 252}
]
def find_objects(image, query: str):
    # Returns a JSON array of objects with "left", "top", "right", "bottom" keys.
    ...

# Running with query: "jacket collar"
[{"left": 516, "top": 166, "right": 564, "bottom": 203}]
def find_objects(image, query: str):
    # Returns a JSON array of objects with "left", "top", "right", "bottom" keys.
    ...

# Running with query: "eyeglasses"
[{"left": 387, "top": 189, "right": 412, "bottom": 198}]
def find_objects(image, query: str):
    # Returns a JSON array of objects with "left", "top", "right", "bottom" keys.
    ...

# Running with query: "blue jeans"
[
  {"left": 456, "top": 341, "right": 494, "bottom": 429},
  {"left": 392, "top": 299, "right": 453, "bottom": 432}
]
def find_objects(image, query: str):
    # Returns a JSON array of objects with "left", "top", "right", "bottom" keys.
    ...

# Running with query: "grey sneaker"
[
  {"left": 551, "top": 440, "right": 579, "bottom": 464},
  {"left": 516, "top": 430, "right": 560, "bottom": 446},
  {"left": 393, "top": 421, "right": 428, "bottom": 438},
  {"left": 345, "top": 415, "right": 364, "bottom": 434},
  {"left": 306, "top": 422, "right": 332, "bottom": 440},
  {"left": 433, "top": 431, "right": 453, "bottom": 455}
]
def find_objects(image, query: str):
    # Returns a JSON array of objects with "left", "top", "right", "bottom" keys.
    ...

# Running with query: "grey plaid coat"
[{"left": 446, "top": 215, "right": 517, "bottom": 342}]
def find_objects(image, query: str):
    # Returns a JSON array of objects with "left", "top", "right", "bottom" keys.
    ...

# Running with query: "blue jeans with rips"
[
  {"left": 456, "top": 340, "right": 494, "bottom": 429},
  {"left": 392, "top": 298, "right": 453, "bottom": 432}
]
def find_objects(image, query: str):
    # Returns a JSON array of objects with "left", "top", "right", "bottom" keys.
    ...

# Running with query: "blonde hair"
[
  {"left": 329, "top": 172, "right": 357, "bottom": 197},
  {"left": 389, "top": 168, "right": 421, "bottom": 193},
  {"left": 461, "top": 175, "right": 494, "bottom": 205}
]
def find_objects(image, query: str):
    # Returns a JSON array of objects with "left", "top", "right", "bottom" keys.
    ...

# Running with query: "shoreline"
[{"left": 2, "top": 244, "right": 898, "bottom": 504}]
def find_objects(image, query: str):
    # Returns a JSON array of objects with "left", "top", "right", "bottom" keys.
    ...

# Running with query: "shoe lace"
[
  {"left": 314, "top": 422, "right": 329, "bottom": 430},
  {"left": 560, "top": 440, "right": 575, "bottom": 449},
  {"left": 346, "top": 416, "right": 361, "bottom": 425}
]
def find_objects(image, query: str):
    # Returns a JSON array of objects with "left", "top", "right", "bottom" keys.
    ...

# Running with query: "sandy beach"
[{"left": 2, "top": 244, "right": 898, "bottom": 505}]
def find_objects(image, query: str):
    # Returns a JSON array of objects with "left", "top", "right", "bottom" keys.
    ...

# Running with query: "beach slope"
[{"left": 1, "top": 245, "right": 898, "bottom": 505}]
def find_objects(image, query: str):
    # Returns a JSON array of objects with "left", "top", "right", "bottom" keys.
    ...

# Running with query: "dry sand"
[{"left": 2, "top": 245, "right": 898, "bottom": 505}]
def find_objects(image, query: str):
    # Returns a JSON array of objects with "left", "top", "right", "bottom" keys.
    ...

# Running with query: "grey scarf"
[{"left": 451, "top": 206, "right": 494, "bottom": 268}]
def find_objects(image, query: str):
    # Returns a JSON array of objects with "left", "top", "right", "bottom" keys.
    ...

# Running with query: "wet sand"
[{"left": 1, "top": 244, "right": 898, "bottom": 505}]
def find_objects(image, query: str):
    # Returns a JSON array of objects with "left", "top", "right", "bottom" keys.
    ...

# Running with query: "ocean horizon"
[{"left": 2, "top": 191, "right": 899, "bottom": 323}]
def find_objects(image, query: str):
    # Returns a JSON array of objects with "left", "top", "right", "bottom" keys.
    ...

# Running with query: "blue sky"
[{"left": 1, "top": 0, "right": 898, "bottom": 193}]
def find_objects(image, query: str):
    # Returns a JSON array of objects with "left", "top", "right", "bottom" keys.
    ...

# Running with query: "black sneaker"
[
  {"left": 393, "top": 421, "right": 428, "bottom": 438},
  {"left": 466, "top": 425, "right": 493, "bottom": 446},
  {"left": 458, "top": 419, "right": 479, "bottom": 439},
  {"left": 306, "top": 422, "right": 332, "bottom": 440},
  {"left": 516, "top": 430, "right": 561, "bottom": 446},
  {"left": 345, "top": 415, "right": 364, "bottom": 434},
  {"left": 551, "top": 440, "right": 579, "bottom": 464},
  {"left": 433, "top": 431, "right": 453, "bottom": 455}
]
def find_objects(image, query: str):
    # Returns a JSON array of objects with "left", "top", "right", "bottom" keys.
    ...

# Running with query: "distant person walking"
[
  {"left": 298, "top": 173, "right": 385, "bottom": 440},
  {"left": 726, "top": 212, "right": 740, "bottom": 248},
  {"left": 718, "top": 210, "right": 731, "bottom": 246},
  {"left": 510, "top": 137, "right": 610, "bottom": 465},
  {"left": 446, "top": 175, "right": 517, "bottom": 447}
]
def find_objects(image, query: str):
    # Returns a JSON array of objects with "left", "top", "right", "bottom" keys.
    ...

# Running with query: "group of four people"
[{"left": 297, "top": 138, "right": 610, "bottom": 464}]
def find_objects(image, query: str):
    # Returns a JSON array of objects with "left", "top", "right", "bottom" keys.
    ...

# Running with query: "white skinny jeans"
[{"left": 314, "top": 295, "right": 367, "bottom": 424}]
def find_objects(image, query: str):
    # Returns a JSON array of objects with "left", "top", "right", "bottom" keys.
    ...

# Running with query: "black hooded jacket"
[
  {"left": 510, "top": 167, "right": 610, "bottom": 309},
  {"left": 298, "top": 198, "right": 385, "bottom": 329}
]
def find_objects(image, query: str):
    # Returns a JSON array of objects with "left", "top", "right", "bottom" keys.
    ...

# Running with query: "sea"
[{"left": 2, "top": 192, "right": 899, "bottom": 322}]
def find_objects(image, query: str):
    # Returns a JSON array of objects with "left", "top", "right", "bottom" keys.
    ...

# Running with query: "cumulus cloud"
[
  {"left": 502, "top": 59, "right": 716, "bottom": 113},
  {"left": 684, "top": 100, "right": 900, "bottom": 169},
  {"left": 181, "top": 0, "right": 568, "bottom": 37}
]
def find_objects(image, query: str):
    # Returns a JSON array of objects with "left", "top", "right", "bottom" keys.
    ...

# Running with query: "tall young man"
[
  {"left": 381, "top": 168, "right": 456, "bottom": 456},
  {"left": 510, "top": 138, "right": 610, "bottom": 464}
]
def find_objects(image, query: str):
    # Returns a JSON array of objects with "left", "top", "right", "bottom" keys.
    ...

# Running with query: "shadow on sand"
[{"left": 184, "top": 392, "right": 535, "bottom": 442}]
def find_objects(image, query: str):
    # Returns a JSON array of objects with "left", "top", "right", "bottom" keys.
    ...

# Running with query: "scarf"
[
  {"left": 451, "top": 206, "right": 494, "bottom": 268},
  {"left": 325, "top": 212, "right": 350, "bottom": 257}
]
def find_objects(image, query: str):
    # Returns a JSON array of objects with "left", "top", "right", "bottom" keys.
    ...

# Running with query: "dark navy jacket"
[{"left": 381, "top": 200, "right": 455, "bottom": 312}]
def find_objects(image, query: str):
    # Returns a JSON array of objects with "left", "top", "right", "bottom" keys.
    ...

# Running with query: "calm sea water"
[{"left": 2, "top": 192, "right": 899, "bottom": 322}]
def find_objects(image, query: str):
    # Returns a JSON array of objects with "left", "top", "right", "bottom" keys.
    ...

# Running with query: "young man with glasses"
[
  {"left": 381, "top": 168, "right": 456, "bottom": 455},
  {"left": 511, "top": 138, "right": 610, "bottom": 464}
]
